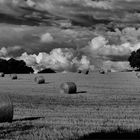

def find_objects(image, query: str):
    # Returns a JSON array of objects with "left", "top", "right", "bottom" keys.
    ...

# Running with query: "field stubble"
[{"left": 0, "top": 72, "right": 140, "bottom": 139}]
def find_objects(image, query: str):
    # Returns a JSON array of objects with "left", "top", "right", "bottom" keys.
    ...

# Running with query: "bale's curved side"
[
  {"left": 83, "top": 70, "right": 89, "bottom": 75},
  {"left": 77, "top": 70, "right": 82, "bottom": 73},
  {"left": 136, "top": 72, "right": 140, "bottom": 78},
  {"left": 60, "top": 82, "right": 77, "bottom": 94},
  {"left": 0, "top": 72, "right": 4, "bottom": 77},
  {"left": 99, "top": 69, "right": 105, "bottom": 74},
  {"left": 0, "top": 94, "right": 13, "bottom": 123},
  {"left": 34, "top": 77, "right": 37, "bottom": 82},
  {"left": 11, "top": 74, "right": 18, "bottom": 80},
  {"left": 77, "top": 69, "right": 89, "bottom": 74},
  {"left": 35, "top": 76, "right": 45, "bottom": 84}
]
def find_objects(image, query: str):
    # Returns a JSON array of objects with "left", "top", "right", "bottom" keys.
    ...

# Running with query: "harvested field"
[{"left": 0, "top": 72, "right": 140, "bottom": 139}]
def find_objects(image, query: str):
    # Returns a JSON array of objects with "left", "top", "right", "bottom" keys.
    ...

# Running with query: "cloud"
[
  {"left": 85, "top": 0, "right": 112, "bottom": 9},
  {"left": 102, "top": 61, "right": 131, "bottom": 72},
  {"left": 0, "top": 47, "right": 8, "bottom": 57},
  {"left": 83, "top": 35, "right": 140, "bottom": 61},
  {"left": 0, "top": 0, "right": 140, "bottom": 27},
  {"left": 107, "top": 27, "right": 140, "bottom": 44},
  {"left": 18, "top": 52, "right": 37, "bottom": 66},
  {"left": 40, "top": 32, "right": 54, "bottom": 43},
  {"left": 73, "top": 55, "right": 90, "bottom": 71},
  {"left": 18, "top": 48, "right": 90, "bottom": 73},
  {"left": 0, "top": 24, "right": 95, "bottom": 55},
  {"left": 25, "top": 0, "right": 36, "bottom": 8},
  {"left": 1, "top": 1, "right": 140, "bottom": 72},
  {"left": 27, "top": 0, "right": 140, "bottom": 26},
  {"left": 80, "top": 32, "right": 140, "bottom": 71},
  {"left": 18, "top": 28, "right": 140, "bottom": 72},
  {"left": 0, "top": 46, "right": 24, "bottom": 58}
]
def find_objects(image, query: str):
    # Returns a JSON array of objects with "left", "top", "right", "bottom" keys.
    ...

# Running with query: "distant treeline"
[
  {"left": 38, "top": 68, "right": 56, "bottom": 74},
  {"left": 0, "top": 58, "right": 34, "bottom": 74}
]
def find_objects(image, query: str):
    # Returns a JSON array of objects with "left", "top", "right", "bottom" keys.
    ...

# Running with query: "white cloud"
[
  {"left": 73, "top": 55, "right": 90, "bottom": 71},
  {"left": 85, "top": 0, "right": 112, "bottom": 9},
  {"left": 19, "top": 52, "right": 37, "bottom": 66},
  {"left": 102, "top": 61, "right": 131, "bottom": 72},
  {"left": 0, "top": 0, "right": 4, "bottom": 3},
  {"left": 40, "top": 32, "right": 54, "bottom": 43},
  {"left": 107, "top": 27, "right": 140, "bottom": 44},
  {"left": 85, "top": 36, "right": 140, "bottom": 61},
  {"left": 0, "top": 47, "right": 8, "bottom": 57},
  {"left": 9, "top": 46, "right": 22, "bottom": 51},
  {"left": 26, "top": 0, "right": 36, "bottom": 7},
  {"left": 18, "top": 48, "right": 91, "bottom": 72},
  {"left": 0, "top": 46, "right": 22, "bottom": 58}
]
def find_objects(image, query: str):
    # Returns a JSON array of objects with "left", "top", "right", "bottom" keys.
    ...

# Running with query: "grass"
[{"left": 0, "top": 72, "right": 140, "bottom": 139}]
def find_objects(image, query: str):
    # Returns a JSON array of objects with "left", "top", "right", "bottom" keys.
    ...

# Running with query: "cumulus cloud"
[
  {"left": 19, "top": 52, "right": 37, "bottom": 66},
  {"left": 40, "top": 32, "right": 54, "bottom": 43},
  {"left": 102, "top": 61, "right": 131, "bottom": 72},
  {"left": 25, "top": 0, "right": 36, "bottom": 8},
  {"left": 2, "top": 26, "right": 140, "bottom": 72},
  {"left": 0, "top": 0, "right": 4, "bottom": 3},
  {"left": 0, "top": 24, "right": 95, "bottom": 57},
  {"left": 0, "top": 47, "right": 8, "bottom": 57},
  {"left": 2, "top": 32, "right": 140, "bottom": 72},
  {"left": 2, "top": 0, "right": 140, "bottom": 73},
  {"left": 73, "top": 55, "right": 90, "bottom": 71},
  {"left": 107, "top": 27, "right": 140, "bottom": 44},
  {"left": 0, "top": 46, "right": 23, "bottom": 58},
  {"left": 80, "top": 31, "right": 140, "bottom": 71},
  {"left": 18, "top": 48, "right": 90, "bottom": 73},
  {"left": 84, "top": 35, "right": 140, "bottom": 61}
]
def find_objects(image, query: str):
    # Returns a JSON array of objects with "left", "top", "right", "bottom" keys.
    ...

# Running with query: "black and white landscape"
[{"left": 0, "top": 0, "right": 140, "bottom": 139}]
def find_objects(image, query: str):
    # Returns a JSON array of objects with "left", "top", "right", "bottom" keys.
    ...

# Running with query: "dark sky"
[
  {"left": 0, "top": 0, "right": 139, "bottom": 71},
  {"left": 0, "top": 0, "right": 140, "bottom": 56},
  {"left": 1, "top": 0, "right": 140, "bottom": 25}
]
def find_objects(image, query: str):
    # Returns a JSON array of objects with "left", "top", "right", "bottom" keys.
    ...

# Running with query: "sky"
[
  {"left": 1, "top": 0, "right": 140, "bottom": 25},
  {"left": 1, "top": 0, "right": 140, "bottom": 72}
]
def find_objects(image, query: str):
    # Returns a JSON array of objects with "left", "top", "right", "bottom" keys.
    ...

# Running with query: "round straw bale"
[
  {"left": 60, "top": 82, "right": 77, "bottom": 94},
  {"left": 99, "top": 69, "right": 105, "bottom": 74},
  {"left": 0, "top": 94, "right": 13, "bottom": 123},
  {"left": 136, "top": 72, "right": 140, "bottom": 78},
  {"left": 83, "top": 70, "right": 89, "bottom": 75},
  {"left": 77, "top": 69, "right": 82, "bottom": 73},
  {"left": 34, "top": 76, "right": 37, "bottom": 82},
  {"left": 107, "top": 69, "right": 111, "bottom": 73},
  {"left": 0, "top": 72, "right": 4, "bottom": 77},
  {"left": 35, "top": 76, "right": 45, "bottom": 84},
  {"left": 11, "top": 74, "right": 17, "bottom": 80}
]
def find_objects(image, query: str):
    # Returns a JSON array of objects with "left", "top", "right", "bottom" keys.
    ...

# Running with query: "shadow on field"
[
  {"left": 44, "top": 82, "right": 53, "bottom": 85},
  {"left": 0, "top": 123, "right": 34, "bottom": 139},
  {"left": 76, "top": 91, "right": 87, "bottom": 94},
  {"left": 77, "top": 129, "right": 140, "bottom": 140},
  {"left": 13, "top": 116, "right": 44, "bottom": 122}
]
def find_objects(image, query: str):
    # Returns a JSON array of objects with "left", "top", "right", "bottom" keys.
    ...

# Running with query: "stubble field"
[{"left": 0, "top": 72, "right": 140, "bottom": 139}]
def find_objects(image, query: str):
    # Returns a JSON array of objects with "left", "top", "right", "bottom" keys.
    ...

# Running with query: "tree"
[
  {"left": 38, "top": 68, "right": 56, "bottom": 74},
  {"left": 128, "top": 49, "right": 140, "bottom": 70},
  {"left": 0, "top": 58, "right": 34, "bottom": 74}
]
